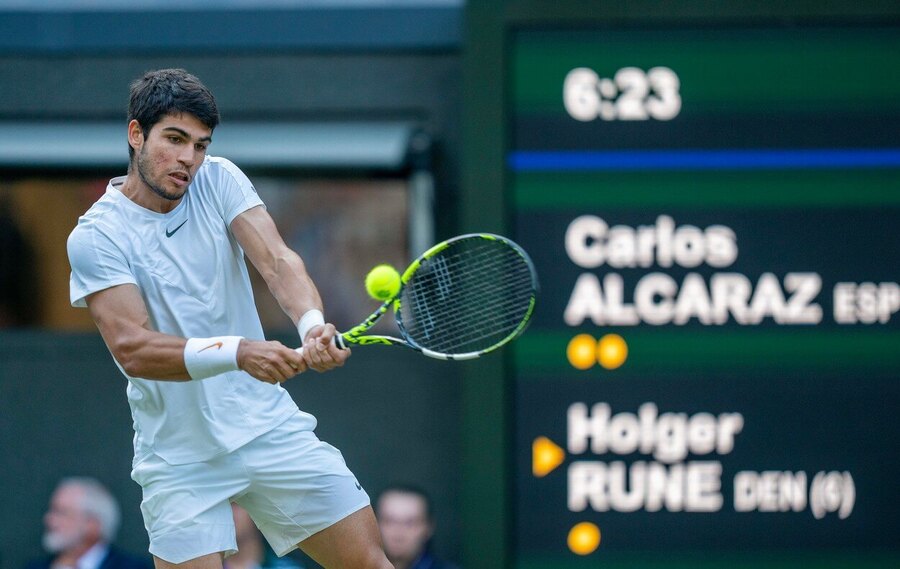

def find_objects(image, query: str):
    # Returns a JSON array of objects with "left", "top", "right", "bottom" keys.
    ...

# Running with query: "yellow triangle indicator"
[{"left": 532, "top": 436, "right": 566, "bottom": 477}]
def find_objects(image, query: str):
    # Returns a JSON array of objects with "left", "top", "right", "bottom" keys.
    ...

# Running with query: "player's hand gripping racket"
[{"left": 300, "top": 233, "right": 538, "bottom": 360}]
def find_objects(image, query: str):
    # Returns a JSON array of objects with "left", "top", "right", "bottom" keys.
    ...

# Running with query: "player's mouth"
[{"left": 168, "top": 171, "right": 191, "bottom": 187}]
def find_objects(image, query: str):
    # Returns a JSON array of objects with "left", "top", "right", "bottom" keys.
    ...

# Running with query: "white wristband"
[
  {"left": 184, "top": 336, "right": 242, "bottom": 380},
  {"left": 297, "top": 309, "right": 325, "bottom": 342}
]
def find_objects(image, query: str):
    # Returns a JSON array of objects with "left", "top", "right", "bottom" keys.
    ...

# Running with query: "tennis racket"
[{"left": 300, "top": 233, "right": 538, "bottom": 360}]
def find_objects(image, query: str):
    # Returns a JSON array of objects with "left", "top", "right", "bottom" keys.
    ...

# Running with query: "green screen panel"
[
  {"left": 508, "top": 25, "right": 900, "bottom": 567},
  {"left": 513, "top": 28, "right": 900, "bottom": 114}
]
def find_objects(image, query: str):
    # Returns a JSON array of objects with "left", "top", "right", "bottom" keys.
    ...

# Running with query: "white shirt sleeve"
[
  {"left": 67, "top": 225, "right": 136, "bottom": 307},
  {"left": 209, "top": 157, "right": 265, "bottom": 225}
]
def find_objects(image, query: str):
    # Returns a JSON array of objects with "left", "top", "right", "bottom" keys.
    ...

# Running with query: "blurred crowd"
[{"left": 23, "top": 478, "right": 459, "bottom": 569}]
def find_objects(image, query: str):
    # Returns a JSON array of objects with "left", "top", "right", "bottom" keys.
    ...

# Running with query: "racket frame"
[{"left": 336, "top": 233, "right": 538, "bottom": 360}]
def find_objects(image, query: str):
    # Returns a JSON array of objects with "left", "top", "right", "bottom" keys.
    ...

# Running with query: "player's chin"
[
  {"left": 151, "top": 183, "right": 187, "bottom": 202},
  {"left": 165, "top": 186, "right": 188, "bottom": 200}
]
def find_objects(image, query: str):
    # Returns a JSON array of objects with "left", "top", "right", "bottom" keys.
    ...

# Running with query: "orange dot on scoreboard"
[
  {"left": 567, "top": 521, "right": 601, "bottom": 555},
  {"left": 597, "top": 333, "right": 628, "bottom": 370},
  {"left": 567, "top": 334, "right": 597, "bottom": 370}
]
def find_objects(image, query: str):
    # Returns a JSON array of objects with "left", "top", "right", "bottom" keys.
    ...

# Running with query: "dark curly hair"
[{"left": 127, "top": 68, "right": 219, "bottom": 159}]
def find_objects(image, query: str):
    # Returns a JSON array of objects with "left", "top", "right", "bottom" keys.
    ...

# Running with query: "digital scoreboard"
[{"left": 509, "top": 26, "right": 900, "bottom": 568}]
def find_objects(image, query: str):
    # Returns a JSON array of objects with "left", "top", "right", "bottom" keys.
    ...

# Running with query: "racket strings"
[
  {"left": 404, "top": 247, "right": 530, "bottom": 318},
  {"left": 405, "top": 263, "right": 531, "bottom": 326},
  {"left": 402, "top": 294, "right": 529, "bottom": 352},
  {"left": 411, "top": 295, "right": 531, "bottom": 351},
  {"left": 399, "top": 239, "right": 535, "bottom": 353},
  {"left": 406, "top": 271, "right": 533, "bottom": 331},
  {"left": 405, "top": 288, "right": 531, "bottom": 346}
]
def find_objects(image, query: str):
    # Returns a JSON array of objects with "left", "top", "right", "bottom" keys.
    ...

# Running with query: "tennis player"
[{"left": 67, "top": 69, "right": 392, "bottom": 569}]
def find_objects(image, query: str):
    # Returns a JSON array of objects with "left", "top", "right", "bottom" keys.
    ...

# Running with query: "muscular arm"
[
  {"left": 87, "top": 284, "right": 191, "bottom": 380},
  {"left": 231, "top": 205, "right": 321, "bottom": 325},
  {"left": 231, "top": 205, "right": 349, "bottom": 370},
  {"left": 86, "top": 283, "right": 305, "bottom": 383}
]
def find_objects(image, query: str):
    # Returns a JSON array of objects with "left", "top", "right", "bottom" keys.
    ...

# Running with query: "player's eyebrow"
[{"left": 161, "top": 126, "right": 212, "bottom": 143}]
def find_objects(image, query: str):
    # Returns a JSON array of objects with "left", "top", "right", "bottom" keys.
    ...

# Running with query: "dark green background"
[
  {"left": 461, "top": 3, "right": 900, "bottom": 567},
  {"left": 506, "top": 19, "right": 899, "bottom": 569}
]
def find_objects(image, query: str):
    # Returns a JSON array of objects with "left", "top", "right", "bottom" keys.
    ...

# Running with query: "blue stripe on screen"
[{"left": 508, "top": 149, "right": 900, "bottom": 171}]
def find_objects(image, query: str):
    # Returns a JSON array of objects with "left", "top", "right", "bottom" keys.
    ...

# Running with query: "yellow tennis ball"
[{"left": 365, "top": 264, "right": 401, "bottom": 301}]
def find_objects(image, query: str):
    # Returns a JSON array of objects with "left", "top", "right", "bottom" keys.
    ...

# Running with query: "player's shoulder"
[
  {"left": 201, "top": 155, "right": 248, "bottom": 181},
  {"left": 68, "top": 184, "right": 125, "bottom": 243},
  {"left": 202, "top": 154, "right": 238, "bottom": 171},
  {"left": 193, "top": 155, "right": 253, "bottom": 193},
  {"left": 67, "top": 210, "right": 119, "bottom": 260},
  {"left": 67, "top": 181, "right": 140, "bottom": 268}
]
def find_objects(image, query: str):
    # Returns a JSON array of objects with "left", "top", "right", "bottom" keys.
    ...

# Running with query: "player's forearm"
[
  {"left": 107, "top": 328, "right": 192, "bottom": 381},
  {"left": 261, "top": 248, "right": 324, "bottom": 328},
  {"left": 113, "top": 328, "right": 304, "bottom": 384}
]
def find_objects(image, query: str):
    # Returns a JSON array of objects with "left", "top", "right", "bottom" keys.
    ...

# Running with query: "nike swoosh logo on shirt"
[
  {"left": 199, "top": 341, "right": 223, "bottom": 352},
  {"left": 165, "top": 219, "right": 188, "bottom": 238}
]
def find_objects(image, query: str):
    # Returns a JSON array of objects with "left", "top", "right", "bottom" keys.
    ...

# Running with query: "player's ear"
[{"left": 127, "top": 119, "right": 144, "bottom": 152}]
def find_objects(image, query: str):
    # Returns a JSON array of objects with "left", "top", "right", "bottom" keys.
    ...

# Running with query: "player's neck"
[{"left": 120, "top": 170, "right": 182, "bottom": 214}]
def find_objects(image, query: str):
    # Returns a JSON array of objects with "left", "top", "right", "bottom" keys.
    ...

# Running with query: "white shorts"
[{"left": 131, "top": 412, "right": 371, "bottom": 563}]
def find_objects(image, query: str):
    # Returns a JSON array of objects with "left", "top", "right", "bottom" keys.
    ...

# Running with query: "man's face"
[
  {"left": 131, "top": 112, "right": 212, "bottom": 202},
  {"left": 42, "top": 485, "right": 95, "bottom": 554},
  {"left": 377, "top": 492, "right": 433, "bottom": 564}
]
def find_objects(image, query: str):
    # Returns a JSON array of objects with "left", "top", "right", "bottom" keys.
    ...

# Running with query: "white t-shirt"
[{"left": 68, "top": 156, "right": 312, "bottom": 465}]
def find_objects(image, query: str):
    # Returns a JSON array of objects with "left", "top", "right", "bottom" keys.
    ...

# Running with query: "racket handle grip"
[{"left": 295, "top": 334, "right": 344, "bottom": 356}]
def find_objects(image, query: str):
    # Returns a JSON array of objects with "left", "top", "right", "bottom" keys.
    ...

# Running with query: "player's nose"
[{"left": 177, "top": 145, "right": 197, "bottom": 166}]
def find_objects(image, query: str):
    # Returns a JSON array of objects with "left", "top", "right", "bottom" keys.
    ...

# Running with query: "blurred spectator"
[
  {"left": 0, "top": 193, "right": 36, "bottom": 327},
  {"left": 375, "top": 485, "right": 459, "bottom": 569},
  {"left": 24, "top": 477, "right": 150, "bottom": 569},
  {"left": 226, "top": 503, "right": 304, "bottom": 569},
  {"left": 226, "top": 503, "right": 264, "bottom": 569}
]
